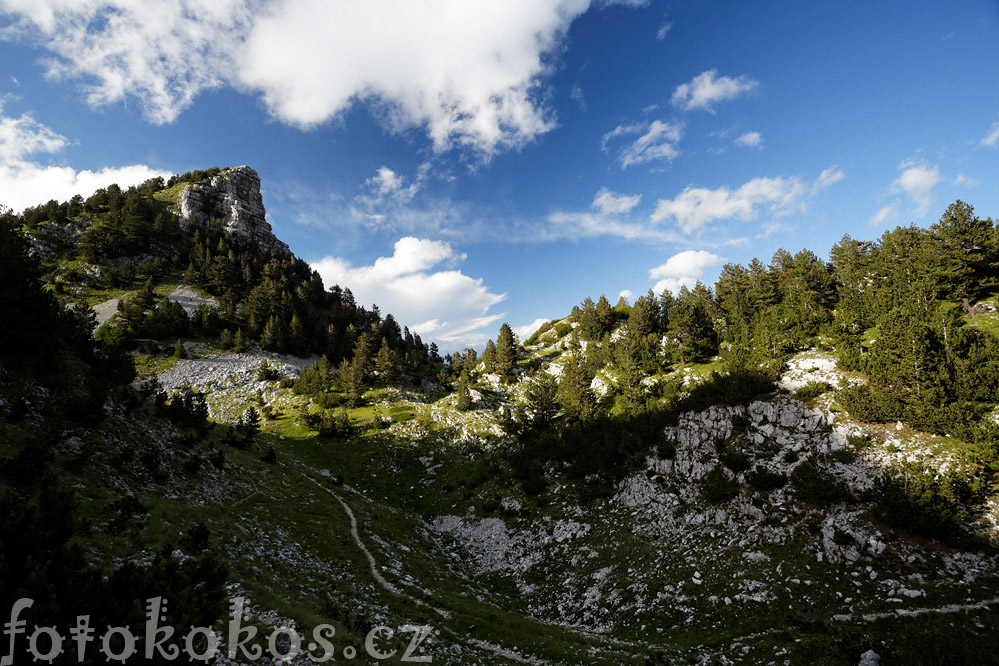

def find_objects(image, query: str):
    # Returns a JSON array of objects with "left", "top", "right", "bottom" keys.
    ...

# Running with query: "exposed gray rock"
[
  {"left": 858, "top": 649, "right": 880, "bottom": 666},
  {"left": 165, "top": 285, "right": 220, "bottom": 317},
  {"left": 176, "top": 166, "right": 288, "bottom": 255}
]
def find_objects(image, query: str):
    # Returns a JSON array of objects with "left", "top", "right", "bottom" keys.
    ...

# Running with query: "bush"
[
  {"left": 790, "top": 459, "right": 850, "bottom": 504},
  {"left": 256, "top": 358, "right": 280, "bottom": 381},
  {"left": 656, "top": 440, "right": 677, "bottom": 459},
  {"left": 698, "top": 466, "right": 741, "bottom": 503},
  {"left": 837, "top": 383, "right": 905, "bottom": 422},
  {"left": 721, "top": 448, "right": 752, "bottom": 473},
  {"left": 680, "top": 370, "right": 777, "bottom": 413},
  {"left": 871, "top": 465, "right": 964, "bottom": 543},
  {"left": 317, "top": 408, "right": 352, "bottom": 438},
  {"left": 746, "top": 465, "right": 788, "bottom": 491},
  {"left": 793, "top": 380, "right": 832, "bottom": 403}
]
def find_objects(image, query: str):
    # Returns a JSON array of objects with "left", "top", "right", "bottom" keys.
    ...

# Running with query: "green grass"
[{"left": 153, "top": 181, "right": 192, "bottom": 204}]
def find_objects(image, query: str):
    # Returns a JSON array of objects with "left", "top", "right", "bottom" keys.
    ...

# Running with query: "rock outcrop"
[{"left": 176, "top": 166, "right": 288, "bottom": 255}]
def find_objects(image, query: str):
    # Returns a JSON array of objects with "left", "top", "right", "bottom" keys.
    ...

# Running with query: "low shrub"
[
  {"left": 790, "top": 459, "right": 850, "bottom": 504},
  {"left": 698, "top": 466, "right": 741, "bottom": 503},
  {"left": 746, "top": 465, "right": 788, "bottom": 491}
]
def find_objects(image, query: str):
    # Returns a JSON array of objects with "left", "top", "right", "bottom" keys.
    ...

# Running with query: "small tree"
[
  {"left": 496, "top": 323, "right": 518, "bottom": 376},
  {"left": 455, "top": 369, "right": 474, "bottom": 411},
  {"left": 525, "top": 371, "right": 559, "bottom": 428},
  {"left": 256, "top": 358, "right": 280, "bottom": 381},
  {"left": 242, "top": 406, "right": 260, "bottom": 435},
  {"left": 375, "top": 337, "right": 399, "bottom": 386},
  {"left": 233, "top": 328, "right": 246, "bottom": 353}
]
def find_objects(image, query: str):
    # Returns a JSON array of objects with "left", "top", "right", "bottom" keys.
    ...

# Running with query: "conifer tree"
[
  {"left": 482, "top": 339, "right": 497, "bottom": 372},
  {"left": 455, "top": 369, "right": 474, "bottom": 411},
  {"left": 496, "top": 323, "right": 518, "bottom": 375},
  {"left": 557, "top": 353, "right": 597, "bottom": 422},
  {"left": 595, "top": 295, "right": 615, "bottom": 334},
  {"left": 524, "top": 371, "right": 559, "bottom": 427},
  {"left": 375, "top": 337, "right": 399, "bottom": 386}
]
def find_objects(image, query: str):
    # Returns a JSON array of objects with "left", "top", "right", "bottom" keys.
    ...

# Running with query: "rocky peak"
[{"left": 176, "top": 166, "right": 288, "bottom": 255}]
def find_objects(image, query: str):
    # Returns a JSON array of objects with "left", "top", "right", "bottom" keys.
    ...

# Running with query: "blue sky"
[{"left": 1, "top": 0, "right": 998, "bottom": 351}]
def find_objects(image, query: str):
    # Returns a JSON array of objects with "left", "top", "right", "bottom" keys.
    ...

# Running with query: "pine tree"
[
  {"left": 288, "top": 313, "right": 306, "bottom": 353},
  {"left": 596, "top": 295, "right": 615, "bottom": 334},
  {"left": 261, "top": 315, "right": 282, "bottom": 351},
  {"left": 667, "top": 284, "right": 718, "bottom": 365},
  {"left": 931, "top": 200, "right": 996, "bottom": 298},
  {"left": 496, "top": 323, "right": 518, "bottom": 376},
  {"left": 557, "top": 353, "right": 596, "bottom": 422},
  {"left": 375, "top": 337, "right": 399, "bottom": 386},
  {"left": 243, "top": 406, "right": 260, "bottom": 433},
  {"left": 578, "top": 297, "right": 599, "bottom": 340},
  {"left": 455, "top": 369, "right": 474, "bottom": 411},
  {"left": 482, "top": 339, "right": 497, "bottom": 372},
  {"left": 524, "top": 371, "right": 559, "bottom": 428}
]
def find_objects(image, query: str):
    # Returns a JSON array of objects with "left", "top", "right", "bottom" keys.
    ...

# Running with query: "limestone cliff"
[{"left": 176, "top": 166, "right": 288, "bottom": 255}]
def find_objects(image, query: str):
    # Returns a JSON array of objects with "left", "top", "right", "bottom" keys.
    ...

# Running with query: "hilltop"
[{"left": 1, "top": 169, "right": 999, "bottom": 664}]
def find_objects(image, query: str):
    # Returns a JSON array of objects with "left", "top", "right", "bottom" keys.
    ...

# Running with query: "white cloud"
[
  {"left": 756, "top": 221, "right": 792, "bottom": 238},
  {"left": 813, "top": 165, "right": 845, "bottom": 192},
  {"left": 602, "top": 119, "right": 683, "bottom": 168},
  {"left": 891, "top": 160, "right": 942, "bottom": 216},
  {"left": 735, "top": 131, "right": 762, "bottom": 149},
  {"left": 869, "top": 203, "right": 898, "bottom": 227},
  {"left": 570, "top": 84, "right": 587, "bottom": 112},
  {"left": 656, "top": 21, "right": 672, "bottom": 40},
  {"left": 361, "top": 163, "right": 429, "bottom": 205},
  {"left": 310, "top": 237, "right": 505, "bottom": 349},
  {"left": 648, "top": 249, "right": 724, "bottom": 295},
  {"left": 546, "top": 209, "right": 683, "bottom": 243},
  {"left": 670, "top": 69, "right": 759, "bottom": 113},
  {"left": 592, "top": 187, "right": 641, "bottom": 215},
  {"left": 0, "top": 0, "right": 645, "bottom": 159},
  {"left": 0, "top": 104, "right": 169, "bottom": 212},
  {"left": 651, "top": 177, "right": 804, "bottom": 234},
  {"left": 617, "top": 289, "right": 634, "bottom": 303},
  {"left": 513, "top": 318, "right": 549, "bottom": 341},
  {"left": 980, "top": 122, "right": 999, "bottom": 149},
  {"left": 955, "top": 173, "right": 979, "bottom": 189},
  {"left": 650, "top": 167, "right": 842, "bottom": 234}
]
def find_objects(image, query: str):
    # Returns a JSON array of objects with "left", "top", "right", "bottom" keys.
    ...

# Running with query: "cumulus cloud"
[
  {"left": 670, "top": 69, "right": 759, "bottom": 113},
  {"left": 602, "top": 119, "right": 683, "bottom": 168},
  {"left": 980, "top": 122, "right": 999, "bottom": 149},
  {"left": 0, "top": 0, "right": 640, "bottom": 158},
  {"left": 592, "top": 187, "right": 641, "bottom": 215},
  {"left": 735, "top": 131, "right": 762, "bottom": 149},
  {"left": 648, "top": 249, "right": 725, "bottom": 295},
  {"left": 0, "top": 104, "right": 169, "bottom": 212},
  {"left": 617, "top": 289, "right": 634, "bottom": 304},
  {"left": 891, "top": 160, "right": 942, "bottom": 216},
  {"left": 651, "top": 177, "right": 804, "bottom": 234},
  {"left": 310, "top": 237, "right": 506, "bottom": 349},
  {"left": 649, "top": 167, "right": 841, "bottom": 234}
]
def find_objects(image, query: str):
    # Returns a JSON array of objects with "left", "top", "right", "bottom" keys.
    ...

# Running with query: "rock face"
[{"left": 176, "top": 166, "right": 288, "bottom": 255}]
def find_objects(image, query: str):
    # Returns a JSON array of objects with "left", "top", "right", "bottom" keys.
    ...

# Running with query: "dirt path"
[
  {"left": 832, "top": 596, "right": 999, "bottom": 622},
  {"left": 299, "top": 472, "right": 548, "bottom": 664}
]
